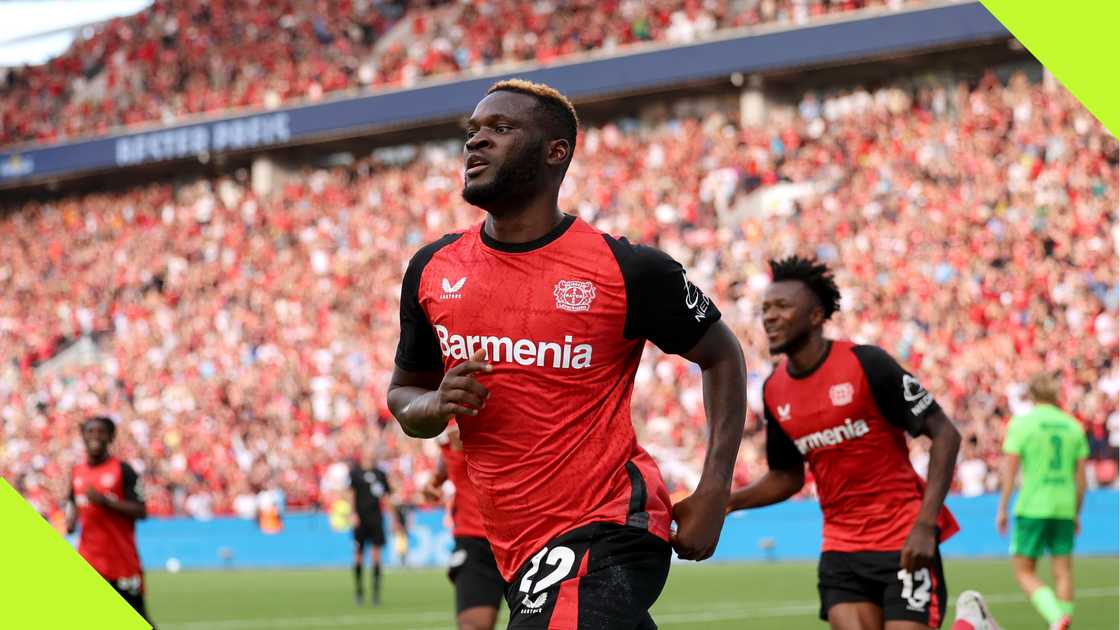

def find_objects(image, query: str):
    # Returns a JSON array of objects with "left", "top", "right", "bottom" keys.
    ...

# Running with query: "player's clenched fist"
[
  {"left": 899, "top": 521, "right": 937, "bottom": 572},
  {"left": 670, "top": 486, "right": 729, "bottom": 561},
  {"left": 431, "top": 349, "right": 492, "bottom": 420}
]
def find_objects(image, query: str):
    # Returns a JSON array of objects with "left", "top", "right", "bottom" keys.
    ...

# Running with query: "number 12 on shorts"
[
  {"left": 897, "top": 568, "right": 931, "bottom": 612},
  {"left": 517, "top": 545, "right": 577, "bottom": 611}
]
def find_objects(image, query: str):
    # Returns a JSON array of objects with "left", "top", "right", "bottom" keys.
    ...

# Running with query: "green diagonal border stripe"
[
  {"left": 0, "top": 478, "right": 150, "bottom": 629},
  {"left": 979, "top": 0, "right": 1119, "bottom": 137},
  {"left": 1, "top": 3, "right": 1117, "bottom": 629}
]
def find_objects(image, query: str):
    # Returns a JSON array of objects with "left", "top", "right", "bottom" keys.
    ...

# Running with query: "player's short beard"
[
  {"left": 770, "top": 325, "right": 812, "bottom": 356},
  {"left": 462, "top": 137, "right": 545, "bottom": 214}
]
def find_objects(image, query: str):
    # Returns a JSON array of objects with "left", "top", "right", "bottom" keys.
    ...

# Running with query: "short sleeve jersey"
[
  {"left": 441, "top": 441, "right": 487, "bottom": 539},
  {"left": 1002, "top": 403, "right": 1089, "bottom": 519},
  {"left": 350, "top": 465, "right": 391, "bottom": 523},
  {"left": 764, "top": 341, "right": 959, "bottom": 552},
  {"left": 395, "top": 214, "right": 720, "bottom": 579},
  {"left": 70, "top": 457, "right": 144, "bottom": 580}
]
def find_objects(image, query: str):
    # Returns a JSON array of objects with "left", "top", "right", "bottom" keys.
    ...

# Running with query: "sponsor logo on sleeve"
[
  {"left": 777, "top": 404, "right": 792, "bottom": 422},
  {"left": 682, "top": 272, "right": 711, "bottom": 321},
  {"left": 902, "top": 374, "right": 934, "bottom": 416}
]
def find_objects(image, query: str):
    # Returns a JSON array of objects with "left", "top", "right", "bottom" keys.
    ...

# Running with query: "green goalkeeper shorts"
[{"left": 1010, "top": 517, "right": 1075, "bottom": 558}]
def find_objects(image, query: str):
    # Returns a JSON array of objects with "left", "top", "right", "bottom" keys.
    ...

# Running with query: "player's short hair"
[
  {"left": 81, "top": 415, "right": 116, "bottom": 439},
  {"left": 487, "top": 79, "right": 579, "bottom": 150},
  {"left": 769, "top": 255, "right": 842, "bottom": 320},
  {"left": 1028, "top": 372, "right": 1060, "bottom": 404}
]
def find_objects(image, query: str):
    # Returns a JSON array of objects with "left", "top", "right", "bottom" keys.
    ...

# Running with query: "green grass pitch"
[{"left": 147, "top": 557, "right": 1118, "bottom": 629}]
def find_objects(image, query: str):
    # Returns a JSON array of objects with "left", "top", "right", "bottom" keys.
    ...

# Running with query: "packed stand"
[
  {"left": 2, "top": 69, "right": 1117, "bottom": 526},
  {"left": 0, "top": 0, "right": 913, "bottom": 146}
]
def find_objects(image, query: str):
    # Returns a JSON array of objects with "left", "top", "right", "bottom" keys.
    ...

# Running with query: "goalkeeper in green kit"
[{"left": 996, "top": 373, "right": 1088, "bottom": 630}]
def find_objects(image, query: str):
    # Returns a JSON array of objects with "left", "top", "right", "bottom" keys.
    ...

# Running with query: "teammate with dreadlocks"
[{"left": 727, "top": 256, "right": 962, "bottom": 630}]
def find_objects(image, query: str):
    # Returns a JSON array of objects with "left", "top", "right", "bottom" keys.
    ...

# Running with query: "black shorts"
[
  {"left": 109, "top": 573, "right": 149, "bottom": 621},
  {"left": 505, "top": 523, "right": 670, "bottom": 630},
  {"left": 448, "top": 536, "right": 506, "bottom": 614},
  {"left": 818, "top": 549, "right": 948, "bottom": 628},
  {"left": 353, "top": 516, "right": 386, "bottom": 548}
]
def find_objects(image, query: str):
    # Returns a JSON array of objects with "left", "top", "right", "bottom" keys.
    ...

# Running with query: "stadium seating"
[
  {"left": 2, "top": 68, "right": 1116, "bottom": 524},
  {"left": 0, "top": 0, "right": 912, "bottom": 146}
]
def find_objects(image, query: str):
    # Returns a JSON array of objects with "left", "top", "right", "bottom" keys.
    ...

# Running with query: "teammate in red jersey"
[
  {"left": 727, "top": 257, "right": 961, "bottom": 630},
  {"left": 389, "top": 79, "right": 747, "bottom": 629},
  {"left": 67, "top": 416, "right": 151, "bottom": 623},
  {"left": 424, "top": 423, "right": 505, "bottom": 630}
]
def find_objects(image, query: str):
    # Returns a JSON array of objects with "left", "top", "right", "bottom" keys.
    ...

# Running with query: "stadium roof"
[{"left": 0, "top": 0, "right": 151, "bottom": 67}]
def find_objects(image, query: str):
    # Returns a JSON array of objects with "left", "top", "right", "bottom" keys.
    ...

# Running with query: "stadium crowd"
[
  {"left": 2, "top": 68, "right": 1117, "bottom": 525},
  {"left": 0, "top": 0, "right": 911, "bottom": 146}
]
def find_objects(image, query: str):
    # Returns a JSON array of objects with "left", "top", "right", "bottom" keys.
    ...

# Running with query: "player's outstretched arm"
[
  {"left": 388, "top": 349, "right": 492, "bottom": 439},
  {"left": 727, "top": 398, "right": 805, "bottom": 513},
  {"left": 670, "top": 320, "right": 747, "bottom": 561},
  {"left": 901, "top": 408, "right": 960, "bottom": 572},
  {"left": 726, "top": 467, "right": 805, "bottom": 513}
]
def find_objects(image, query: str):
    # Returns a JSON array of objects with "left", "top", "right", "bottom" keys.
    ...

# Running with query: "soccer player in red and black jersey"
[
  {"left": 424, "top": 422, "right": 505, "bottom": 630},
  {"left": 67, "top": 416, "right": 151, "bottom": 623},
  {"left": 388, "top": 79, "right": 747, "bottom": 629},
  {"left": 727, "top": 257, "right": 962, "bottom": 630}
]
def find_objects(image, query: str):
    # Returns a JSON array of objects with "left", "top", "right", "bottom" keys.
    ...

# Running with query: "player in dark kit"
[
  {"left": 424, "top": 422, "right": 505, "bottom": 630},
  {"left": 350, "top": 449, "right": 392, "bottom": 605},
  {"left": 727, "top": 257, "right": 962, "bottom": 630},
  {"left": 67, "top": 416, "right": 151, "bottom": 623},
  {"left": 389, "top": 79, "right": 747, "bottom": 629}
]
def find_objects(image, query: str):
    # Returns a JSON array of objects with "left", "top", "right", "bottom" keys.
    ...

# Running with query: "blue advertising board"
[{"left": 128, "top": 491, "right": 1118, "bottom": 571}]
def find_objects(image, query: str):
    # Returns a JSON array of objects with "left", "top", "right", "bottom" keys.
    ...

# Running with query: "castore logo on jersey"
[
  {"left": 440, "top": 277, "right": 467, "bottom": 300},
  {"left": 521, "top": 593, "right": 547, "bottom": 612}
]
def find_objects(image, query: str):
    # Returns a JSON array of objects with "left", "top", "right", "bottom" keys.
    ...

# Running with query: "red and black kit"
[
  {"left": 442, "top": 440, "right": 505, "bottom": 614},
  {"left": 763, "top": 340, "right": 958, "bottom": 627},
  {"left": 70, "top": 457, "right": 148, "bottom": 617},
  {"left": 397, "top": 214, "right": 718, "bottom": 626}
]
